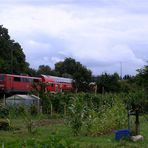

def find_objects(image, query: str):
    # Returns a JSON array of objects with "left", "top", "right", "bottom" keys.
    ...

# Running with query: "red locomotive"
[{"left": 0, "top": 74, "right": 73, "bottom": 94}]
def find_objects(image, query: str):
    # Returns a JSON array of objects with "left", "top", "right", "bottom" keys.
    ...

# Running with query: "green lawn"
[{"left": 0, "top": 116, "right": 147, "bottom": 148}]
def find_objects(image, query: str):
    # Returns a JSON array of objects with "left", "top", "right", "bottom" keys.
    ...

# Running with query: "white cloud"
[{"left": 0, "top": 1, "right": 148, "bottom": 75}]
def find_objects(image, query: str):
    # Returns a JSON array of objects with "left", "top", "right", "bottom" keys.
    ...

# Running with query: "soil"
[{"left": 34, "top": 119, "right": 64, "bottom": 126}]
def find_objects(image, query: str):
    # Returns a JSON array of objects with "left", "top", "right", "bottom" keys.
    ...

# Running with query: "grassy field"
[{"left": 0, "top": 115, "right": 147, "bottom": 148}]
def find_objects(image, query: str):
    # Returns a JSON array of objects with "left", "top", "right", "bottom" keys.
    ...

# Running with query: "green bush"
[
  {"left": 30, "top": 105, "right": 38, "bottom": 115},
  {"left": 67, "top": 97, "right": 86, "bottom": 136},
  {"left": 0, "top": 105, "right": 9, "bottom": 118},
  {"left": 7, "top": 106, "right": 26, "bottom": 118},
  {"left": 0, "top": 119, "right": 9, "bottom": 130},
  {"left": 81, "top": 98, "right": 127, "bottom": 136},
  {"left": 66, "top": 95, "right": 127, "bottom": 136}
]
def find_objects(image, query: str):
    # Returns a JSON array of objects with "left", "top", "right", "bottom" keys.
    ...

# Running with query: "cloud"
[{"left": 0, "top": 0, "right": 148, "bottom": 75}]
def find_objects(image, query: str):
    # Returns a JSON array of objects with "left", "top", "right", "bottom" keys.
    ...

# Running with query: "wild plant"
[{"left": 67, "top": 97, "right": 86, "bottom": 136}]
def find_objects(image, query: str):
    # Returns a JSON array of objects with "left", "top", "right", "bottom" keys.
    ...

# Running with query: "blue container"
[{"left": 115, "top": 129, "right": 130, "bottom": 140}]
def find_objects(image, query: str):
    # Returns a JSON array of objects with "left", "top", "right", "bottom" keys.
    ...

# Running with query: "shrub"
[
  {"left": 30, "top": 105, "right": 38, "bottom": 115},
  {"left": 67, "top": 97, "right": 86, "bottom": 136},
  {"left": 0, "top": 119, "right": 9, "bottom": 130},
  {"left": 83, "top": 98, "right": 127, "bottom": 136},
  {"left": 66, "top": 94, "right": 127, "bottom": 136},
  {"left": 0, "top": 105, "right": 9, "bottom": 118}
]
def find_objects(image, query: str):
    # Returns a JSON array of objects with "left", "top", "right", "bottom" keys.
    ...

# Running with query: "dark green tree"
[
  {"left": 26, "top": 67, "right": 37, "bottom": 77},
  {"left": 136, "top": 64, "right": 148, "bottom": 89},
  {"left": 0, "top": 25, "right": 29, "bottom": 74},
  {"left": 96, "top": 72, "right": 121, "bottom": 93},
  {"left": 135, "top": 64, "right": 148, "bottom": 111},
  {"left": 55, "top": 58, "right": 92, "bottom": 91},
  {"left": 37, "top": 65, "right": 51, "bottom": 75}
]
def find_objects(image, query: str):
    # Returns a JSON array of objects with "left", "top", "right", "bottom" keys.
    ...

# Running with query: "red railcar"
[
  {"left": 0, "top": 74, "right": 41, "bottom": 94},
  {"left": 41, "top": 75, "right": 73, "bottom": 93},
  {"left": 0, "top": 74, "right": 73, "bottom": 94}
]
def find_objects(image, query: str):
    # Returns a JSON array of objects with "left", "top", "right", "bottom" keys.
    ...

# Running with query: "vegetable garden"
[{"left": 0, "top": 90, "right": 147, "bottom": 147}]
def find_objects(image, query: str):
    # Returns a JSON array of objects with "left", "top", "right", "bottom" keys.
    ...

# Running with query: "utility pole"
[{"left": 120, "top": 62, "right": 122, "bottom": 79}]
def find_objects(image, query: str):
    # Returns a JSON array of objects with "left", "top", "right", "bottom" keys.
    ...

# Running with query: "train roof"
[
  {"left": 0, "top": 73, "right": 40, "bottom": 79},
  {"left": 41, "top": 75, "right": 73, "bottom": 83}
]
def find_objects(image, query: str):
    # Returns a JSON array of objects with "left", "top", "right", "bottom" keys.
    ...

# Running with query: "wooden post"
[
  {"left": 40, "top": 106, "right": 42, "bottom": 113},
  {"left": 128, "top": 110, "right": 131, "bottom": 133},
  {"left": 64, "top": 104, "right": 66, "bottom": 116},
  {"left": 37, "top": 98, "right": 40, "bottom": 113},
  {"left": 2, "top": 142, "right": 4, "bottom": 148},
  {"left": 135, "top": 109, "right": 140, "bottom": 135},
  {"left": 102, "top": 86, "right": 104, "bottom": 94},
  {"left": 60, "top": 84, "right": 62, "bottom": 93},
  {"left": 50, "top": 103, "right": 53, "bottom": 117},
  {"left": 3, "top": 94, "right": 6, "bottom": 106},
  {"left": 95, "top": 85, "right": 97, "bottom": 96}
]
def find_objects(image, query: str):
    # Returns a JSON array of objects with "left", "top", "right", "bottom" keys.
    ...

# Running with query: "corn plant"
[
  {"left": 67, "top": 97, "right": 86, "bottom": 136},
  {"left": 82, "top": 98, "right": 127, "bottom": 136}
]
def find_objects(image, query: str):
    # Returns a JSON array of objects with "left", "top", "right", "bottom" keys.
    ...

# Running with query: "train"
[{"left": 0, "top": 74, "right": 74, "bottom": 94}]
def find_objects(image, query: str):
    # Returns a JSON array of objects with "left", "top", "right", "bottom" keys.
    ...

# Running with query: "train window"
[
  {"left": 21, "top": 78, "right": 29, "bottom": 82},
  {"left": 0, "top": 75, "right": 5, "bottom": 81},
  {"left": 28, "top": 79, "right": 33, "bottom": 82},
  {"left": 26, "top": 78, "right": 30, "bottom": 82},
  {"left": 14, "top": 77, "right": 21, "bottom": 82},
  {"left": 21, "top": 78, "right": 25, "bottom": 82}
]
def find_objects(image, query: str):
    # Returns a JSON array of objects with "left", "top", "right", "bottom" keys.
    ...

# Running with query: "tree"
[
  {"left": 0, "top": 25, "right": 29, "bottom": 74},
  {"left": 96, "top": 72, "right": 121, "bottom": 93},
  {"left": 55, "top": 58, "right": 77, "bottom": 77},
  {"left": 55, "top": 58, "right": 92, "bottom": 91},
  {"left": 26, "top": 68, "right": 37, "bottom": 77},
  {"left": 136, "top": 64, "right": 148, "bottom": 89},
  {"left": 126, "top": 64, "right": 148, "bottom": 113},
  {"left": 37, "top": 65, "right": 51, "bottom": 75}
]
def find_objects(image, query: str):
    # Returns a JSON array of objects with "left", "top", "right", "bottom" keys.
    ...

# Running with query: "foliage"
[
  {"left": 84, "top": 99, "right": 127, "bottom": 136},
  {"left": 0, "top": 117, "right": 147, "bottom": 147},
  {"left": 0, "top": 119, "right": 9, "bottom": 130},
  {"left": 0, "top": 105, "right": 9, "bottom": 118},
  {"left": 96, "top": 72, "right": 121, "bottom": 93},
  {"left": 119, "top": 80, "right": 136, "bottom": 93},
  {"left": 0, "top": 25, "right": 29, "bottom": 74},
  {"left": 7, "top": 106, "right": 25, "bottom": 118},
  {"left": 21, "top": 111, "right": 34, "bottom": 133},
  {"left": 26, "top": 67, "right": 38, "bottom": 77},
  {"left": 7, "top": 105, "right": 36, "bottom": 133},
  {"left": 37, "top": 65, "right": 51, "bottom": 75},
  {"left": 136, "top": 64, "right": 148, "bottom": 88},
  {"left": 47, "top": 135, "right": 77, "bottom": 148},
  {"left": 67, "top": 97, "right": 86, "bottom": 136},
  {"left": 123, "top": 90, "right": 148, "bottom": 112},
  {"left": 66, "top": 93, "right": 128, "bottom": 136},
  {"left": 30, "top": 104, "right": 38, "bottom": 115}
]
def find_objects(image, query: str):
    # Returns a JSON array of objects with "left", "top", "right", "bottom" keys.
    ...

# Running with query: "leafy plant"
[
  {"left": 0, "top": 105, "right": 9, "bottom": 118},
  {"left": 0, "top": 119, "right": 9, "bottom": 130},
  {"left": 67, "top": 97, "right": 86, "bottom": 136},
  {"left": 83, "top": 98, "right": 127, "bottom": 136},
  {"left": 21, "top": 110, "right": 34, "bottom": 133}
]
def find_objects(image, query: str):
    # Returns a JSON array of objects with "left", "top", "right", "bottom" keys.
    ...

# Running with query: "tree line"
[{"left": 0, "top": 25, "right": 148, "bottom": 93}]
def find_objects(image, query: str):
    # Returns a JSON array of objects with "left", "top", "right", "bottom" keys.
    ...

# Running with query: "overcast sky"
[{"left": 0, "top": 0, "right": 148, "bottom": 76}]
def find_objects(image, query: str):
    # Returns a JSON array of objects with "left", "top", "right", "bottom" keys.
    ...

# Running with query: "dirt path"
[{"left": 35, "top": 119, "right": 64, "bottom": 126}]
